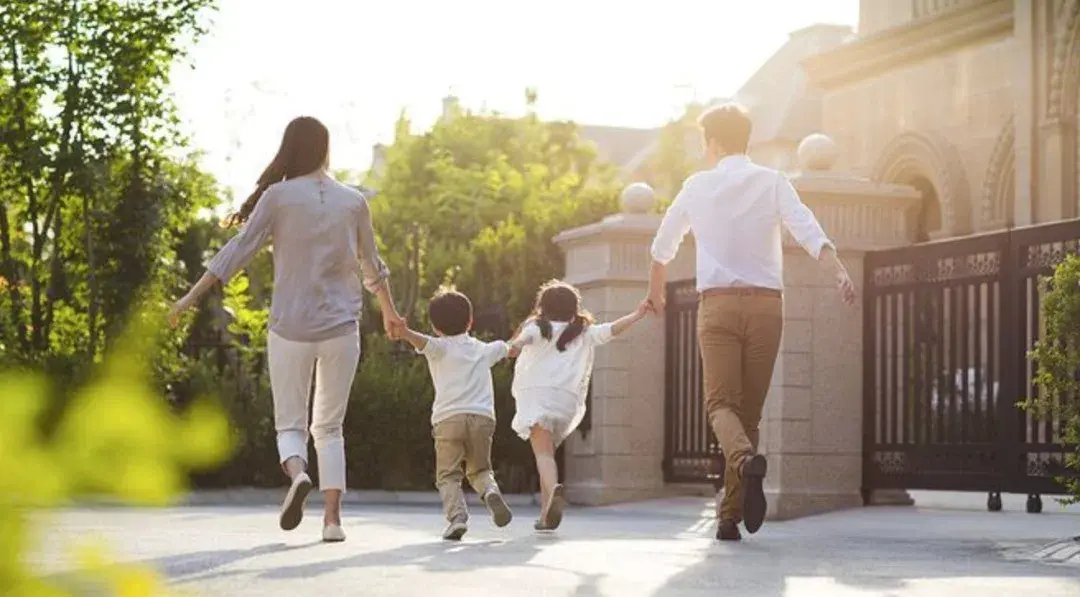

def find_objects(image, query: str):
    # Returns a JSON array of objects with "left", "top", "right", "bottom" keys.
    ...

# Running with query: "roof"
[
  {"left": 733, "top": 23, "right": 854, "bottom": 145},
  {"left": 577, "top": 124, "right": 662, "bottom": 172}
]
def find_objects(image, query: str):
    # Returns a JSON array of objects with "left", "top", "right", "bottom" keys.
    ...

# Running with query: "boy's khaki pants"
[
  {"left": 697, "top": 290, "right": 783, "bottom": 522},
  {"left": 433, "top": 413, "right": 500, "bottom": 523}
]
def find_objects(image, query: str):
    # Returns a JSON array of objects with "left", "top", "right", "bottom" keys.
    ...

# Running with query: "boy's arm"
[
  {"left": 398, "top": 327, "right": 433, "bottom": 353},
  {"left": 483, "top": 340, "right": 511, "bottom": 366}
]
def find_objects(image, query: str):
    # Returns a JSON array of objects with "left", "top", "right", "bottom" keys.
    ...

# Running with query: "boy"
[{"left": 396, "top": 289, "right": 514, "bottom": 540}]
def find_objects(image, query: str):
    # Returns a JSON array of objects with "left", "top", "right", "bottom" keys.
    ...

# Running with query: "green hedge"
[{"left": 185, "top": 334, "right": 542, "bottom": 493}]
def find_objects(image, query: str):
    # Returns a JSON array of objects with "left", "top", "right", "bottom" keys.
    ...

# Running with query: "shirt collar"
[{"left": 715, "top": 154, "right": 750, "bottom": 171}]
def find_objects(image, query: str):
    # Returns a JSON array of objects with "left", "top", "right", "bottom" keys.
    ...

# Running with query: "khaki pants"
[
  {"left": 698, "top": 292, "right": 783, "bottom": 521},
  {"left": 433, "top": 413, "right": 500, "bottom": 523}
]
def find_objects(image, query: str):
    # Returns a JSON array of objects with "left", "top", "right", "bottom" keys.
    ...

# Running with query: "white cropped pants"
[{"left": 267, "top": 329, "right": 360, "bottom": 491}]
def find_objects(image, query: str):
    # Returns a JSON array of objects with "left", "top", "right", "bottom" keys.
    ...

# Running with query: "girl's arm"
[
  {"left": 508, "top": 320, "right": 536, "bottom": 357},
  {"left": 609, "top": 302, "right": 651, "bottom": 337}
]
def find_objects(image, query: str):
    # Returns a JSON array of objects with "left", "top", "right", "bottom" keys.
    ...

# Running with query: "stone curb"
[{"left": 74, "top": 489, "right": 541, "bottom": 509}]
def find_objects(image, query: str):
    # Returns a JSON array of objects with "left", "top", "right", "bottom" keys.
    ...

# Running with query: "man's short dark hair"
[
  {"left": 697, "top": 103, "right": 751, "bottom": 154},
  {"left": 428, "top": 290, "right": 472, "bottom": 336}
]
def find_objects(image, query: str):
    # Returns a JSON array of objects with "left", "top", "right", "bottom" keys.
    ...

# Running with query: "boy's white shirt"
[
  {"left": 418, "top": 333, "right": 509, "bottom": 425},
  {"left": 511, "top": 320, "right": 614, "bottom": 401}
]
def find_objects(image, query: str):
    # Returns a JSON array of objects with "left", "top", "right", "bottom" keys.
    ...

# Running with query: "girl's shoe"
[
  {"left": 279, "top": 473, "right": 313, "bottom": 531},
  {"left": 540, "top": 484, "right": 567, "bottom": 530},
  {"left": 322, "top": 524, "right": 346, "bottom": 543}
]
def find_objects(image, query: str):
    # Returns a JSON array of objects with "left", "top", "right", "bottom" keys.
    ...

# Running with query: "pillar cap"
[{"left": 620, "top": 182, "right": 656, "bottom": 214}]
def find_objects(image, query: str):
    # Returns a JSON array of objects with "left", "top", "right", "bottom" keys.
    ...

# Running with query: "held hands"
[
  {"left": 382, "top": 309, "right": 406, "bottom": 340},
  {"left": 639, "top": 293, "right": 664, "bottom": 317}
]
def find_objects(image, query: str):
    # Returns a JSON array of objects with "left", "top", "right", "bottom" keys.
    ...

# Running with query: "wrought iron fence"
[{"left": 863, "top": 219, "right": 1079, "bottom": 510}]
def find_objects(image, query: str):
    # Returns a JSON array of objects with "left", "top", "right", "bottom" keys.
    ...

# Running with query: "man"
[{"left": 644, "top": 103, "right": 856, "bottom": 541}]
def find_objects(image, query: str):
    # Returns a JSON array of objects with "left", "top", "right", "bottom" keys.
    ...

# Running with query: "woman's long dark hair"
[
  {"left": 225, "top": 116, "right": 330, "bottom": 227},
  {"left": 532, "top": 280, "right": 594, "bottom": 352}
]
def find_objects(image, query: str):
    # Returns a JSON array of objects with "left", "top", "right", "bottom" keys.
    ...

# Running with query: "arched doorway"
[
  {"left": 910, "top": 176, "right": 943, "bottom": 243},
  {"left": 870, "top": 131, "right": 971, "bottom": 237}
]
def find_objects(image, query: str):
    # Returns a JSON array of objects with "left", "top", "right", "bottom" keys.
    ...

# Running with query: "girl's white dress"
[{"left": 511, "top": 320, "right": 615, "bottom": 445}]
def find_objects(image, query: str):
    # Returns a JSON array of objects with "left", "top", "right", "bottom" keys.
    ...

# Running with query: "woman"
[{"left": 169, "top": 116, "right": 404, "bottom": 543}]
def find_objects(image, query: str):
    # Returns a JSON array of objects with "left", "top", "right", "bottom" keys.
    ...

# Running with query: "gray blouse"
[{"left": 205, "top": 174, "right": 390, "bottom": 343}]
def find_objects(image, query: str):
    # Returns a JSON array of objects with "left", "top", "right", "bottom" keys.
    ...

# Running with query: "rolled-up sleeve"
[
  {"left": 776, "top": 174, "right": 833, "bottom": 259},
  {"left": 650, "top": 183, "right": 692, "bottom": 265},
  {"left": 356, "top": 196, "right": 390, "bottom": 293},
  {"left": 206, "top": 187, "right": 276, "bottom": 283}
]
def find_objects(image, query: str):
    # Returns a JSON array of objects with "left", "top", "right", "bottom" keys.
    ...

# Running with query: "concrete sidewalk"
[{"left": 36, "top": 494, "right": 1080, "bottom": 596}]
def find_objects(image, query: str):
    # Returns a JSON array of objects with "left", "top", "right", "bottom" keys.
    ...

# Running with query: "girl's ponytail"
[
  {"left": 556, "top": 312, "right": 593, "bottom": 352},
  {"left": 536, "top": 313, "right": 553, "bottom": 341}
]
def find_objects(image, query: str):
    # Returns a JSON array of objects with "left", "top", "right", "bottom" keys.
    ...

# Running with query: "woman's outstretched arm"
[
  {"left": 168, "top": 186, "right": 276, "bottom": 327},
  {"left": 168, "top": 271, "right": 219, "bottom": 327}
]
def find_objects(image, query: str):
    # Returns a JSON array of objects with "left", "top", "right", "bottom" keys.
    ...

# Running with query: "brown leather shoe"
[
  {"left": 716, "top": 519, "right": 742, "bottom": 541},
  {"left": 741, "top": 454, "right": 768, "bottom": 534}
]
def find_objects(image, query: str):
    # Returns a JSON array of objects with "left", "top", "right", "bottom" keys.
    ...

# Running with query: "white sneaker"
[
  {"left": 322, "top": 524, "right": 346, "bottom": 543},
  {"left": 279, "top": 473, "right": 313, "bottom": 531}
]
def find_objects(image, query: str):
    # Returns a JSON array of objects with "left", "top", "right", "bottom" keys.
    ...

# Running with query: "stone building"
[
  {"left": 549, "top": 0, "right": 1080, "bottom": 517},
  {"left": 804, "top": 0, "right": 1080, "bottom": 240}
]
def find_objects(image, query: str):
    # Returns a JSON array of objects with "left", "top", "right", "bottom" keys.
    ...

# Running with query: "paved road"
[{"left": 30, "top": 496, "right": 1080, "bottom": 597}]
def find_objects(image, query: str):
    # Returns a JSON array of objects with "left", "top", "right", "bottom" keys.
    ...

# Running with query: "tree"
[
  {"left": 638, "top": 103, "right": 706, "bottom": 205},
  {"left": 1025, "top": 254, "right": 1080, "bottom": 503},
  {"left": 365, "top": 93, "right": 622, "bottom": 330},
  {"left": 0, "top": 0, "right": 220, "bottom": 379}
]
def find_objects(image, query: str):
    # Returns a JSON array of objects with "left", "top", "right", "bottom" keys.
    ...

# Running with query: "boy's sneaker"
[
  {"left": 279, "top": 472, "right": 313, "bottom": 531},
  {"left": 442, "top": 517, "right": 468, "bottom": 541},
  {"left": 716, "top": 519, "right": 741, "bottom": 541},
  {"left": 483, "top": 491, "right": 513, "bottom": 528}
]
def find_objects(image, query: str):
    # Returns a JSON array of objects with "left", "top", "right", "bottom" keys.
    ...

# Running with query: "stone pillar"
[
  {"left": 1036, "top": 118, "right": 1079, "bottom": 223},
  {"left": 552, "top": 184, "right": 672, "bottom": 505},
  {"left": 759, "top": 134, "right": 922, "bottom": 519}
]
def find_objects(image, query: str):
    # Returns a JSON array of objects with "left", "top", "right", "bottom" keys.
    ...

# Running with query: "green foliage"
[
  {"left": 342, "top": 336, "right": 538, "bottom": 491},
  {"left": 1025, "top": 253, "right": 1080, "bottom": 503},
  {"left": 367, "top": 100, "right": 622, "bottom": 326},
  {"left": 0, "top": 307, "right": 232, "bottom": 596},
  {"left": 638, "top": 103, "right": 706, "bottom": 204},
  {"left": 0, "top": 0, "right": 219, "bottom": 384}
]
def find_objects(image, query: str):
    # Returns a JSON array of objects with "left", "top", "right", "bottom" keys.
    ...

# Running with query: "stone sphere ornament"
[
  {"left": 620, "top": 182, "right": 656, "bottom": 214},
  {"left": 797, "top": 133, "right": 839, "bottom": 172}
]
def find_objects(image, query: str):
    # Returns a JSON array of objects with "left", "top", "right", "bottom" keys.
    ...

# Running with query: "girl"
[
  {"left": 168, "top": 116, "right": 405, "bottom": 543},
  {"left": 510, "top": 280, "right": 649, "bottom": 530}
]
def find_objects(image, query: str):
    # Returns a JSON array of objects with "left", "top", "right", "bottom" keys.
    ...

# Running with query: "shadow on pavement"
[{"left": 148, "top": 540, "right": 322, "bottom": 578}]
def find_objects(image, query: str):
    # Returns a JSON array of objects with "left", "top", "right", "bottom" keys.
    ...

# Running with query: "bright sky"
[{"left": 171, "top": 0, "right": 858, "bottom": 204}]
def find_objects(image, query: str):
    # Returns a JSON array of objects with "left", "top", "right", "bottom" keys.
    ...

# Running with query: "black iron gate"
[
  {"left": 863, "top": 219, "right": 1079, "bottom": 508},
  {"left": 663, "top": 280, "right": 724, "bottom": 486}
]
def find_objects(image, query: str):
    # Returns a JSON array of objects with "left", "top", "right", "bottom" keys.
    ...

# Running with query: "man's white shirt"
[{"left": 650, "top": 155, "right": 833, "bottom": 292}]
